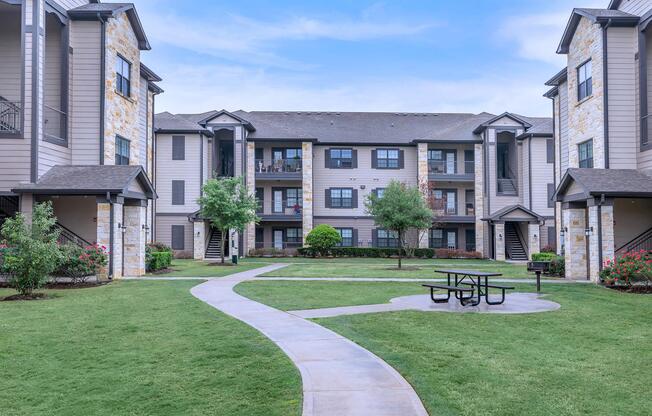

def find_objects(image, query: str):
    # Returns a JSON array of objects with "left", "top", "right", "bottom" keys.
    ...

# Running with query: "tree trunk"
[
  {"left": 220, "top": 230, "right": 226, "bottom": 264},
  {"left": 398, "top": 231, "right": 403, "bottom": 269}
]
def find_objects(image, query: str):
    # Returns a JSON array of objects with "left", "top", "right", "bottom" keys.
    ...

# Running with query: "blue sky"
[{"left": 133, "top": 0, "right": 606, "bottom": 117}]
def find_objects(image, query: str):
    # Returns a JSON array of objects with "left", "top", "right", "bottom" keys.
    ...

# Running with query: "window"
[
  {"left": 336, "top": 228, "right": 354, "bottom": 247},
  {"left": 431, "top": 189, "right": 456, "bottom": 215},
  {"left": 465, "top": 229, "right": 476, "bottom": 252},
  {"left": 255, "top": 188, "right": 264, "bottom": 213},
  {"left": 547, "top": 183, "right": 555, "bottom": 208},
  {"left": 375, "top": 188, "right": 385, "bottom": 198},
  {"left": 329, "top": 148, "right": 353, "bottom": 168},
  {"left": 116, "top": 55, "right": 131, "bottom": 97},
  {"left": 172, "top": 136, "right": 185, "bottom": 160},
  {"left": 171, "top": 225, "right": 185, "bottom": 250},
  {"left": 286, "top": 188, "right": 303, "bottom": 208},
  {"left": 578, "top": 140, "right": 593, "bottom": 168},
  {"left": 172, "top": 180, "right": 185, "bottom": 205},
  {"left": 430, "top": 228, "right": 457, "bottom": 249},
  {"left": 428, "top": 149, "right": 456, "bottom": 174},
  {"left": 377, "top": 229, "right": 399, "bottom": 248},
  {"left": 330, "top": 188, "right": 353, "bottom": 208},
  {"left": 115, "top": 136, "right": 130, "bottom": 165},
  {"left": 376, "top": 149, "right": 399, "bottom": 169},
  {"left": 286, "top": 228, "right": 302, "bottom": 245},
  {"left": 577, "top": 60, "right": 592, "bottom": 101}
]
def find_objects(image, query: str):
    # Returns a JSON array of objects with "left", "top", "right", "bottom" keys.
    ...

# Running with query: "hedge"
[
  {"left": 531, "top": 252, "right": 557, "bottom": 261},
  {"left": 297, "top": 246, "right": 482, "bottom": 259},
  {"left": 531, "top": 252, "right": 565, "bottom": 277},
  {"left": 147, "top": 251, "right": 172, "bottom": 272}
]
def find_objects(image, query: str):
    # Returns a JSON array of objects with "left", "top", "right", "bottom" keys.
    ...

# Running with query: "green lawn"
[
  {"left": 146, "top": 258, "right": 266, "bottom": 277},
  {"left": 237, "top": 280, "right": 652, "bottom": 415},
  {"left": 0, "top": 281, "right": 301, "bottom": 416},
  {"left": 251, "top": 258, "right": 533, "bottom": 279}
]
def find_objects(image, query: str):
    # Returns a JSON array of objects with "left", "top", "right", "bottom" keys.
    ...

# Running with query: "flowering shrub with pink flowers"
[
  {"left": 600, "top": 250, "right": 652, "bottom": 287},
  {"left": 55, "top": 243, "right": 108, "bottom": 283}
]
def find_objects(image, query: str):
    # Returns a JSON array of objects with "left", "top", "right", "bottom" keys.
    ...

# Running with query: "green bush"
[
  {"left": 55, "top": 243, "right": 108, "bottom": 283},
  {"left": 147, "top": 251, "right": 172, "bottom": 272},
  {"left": 532, "top": 252, "right": 557, "bottom": 261},
  {"left": 297, "top": 246, "right": 482, "bottom": 259},
  {"left": 549, "top": 256, "right": 565, "bottom": 277},
  {"left": 600, "top": 250, "right": 652, "bottom": 286},
  {"left": 305, "top": 225, "right": 342, "bottom": 256}
]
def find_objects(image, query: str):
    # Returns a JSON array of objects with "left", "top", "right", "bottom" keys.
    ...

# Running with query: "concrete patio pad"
[
  {"left": 190, "top": 264, "right": 428, "bottom": 416},
  {"left": 289, "top": 292, "right": 561, "bottom": 319}
]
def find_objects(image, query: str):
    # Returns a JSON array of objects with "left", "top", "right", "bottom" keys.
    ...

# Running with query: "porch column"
[
  {"left": 302, "top": 141, "right": 314, "bottom": 244},
  {"left": 494, "top": 223, "right": 505, "bottom": 261},
  {"left": 245, "top": 142, "right": 256, "bottom": 255},
  {"left": 528, "top": 223, "right": 540, "bottom": 259},
  {"left": 564, "top": 207, "right": 587, "bottom": 280},
  {"left": 97, "top": 200, "right": 123, "bottom": 279},
  {"left": 474, "top": 143, "right": 485, "bottom": 256},
  {"left": 193, "top": 221, "right": 205, "bottom": 260},
  {"left": 587, "top": 202, "right": 615, "bottom": 282},
  {"left": 123, "top": 204, "right": 146, "bottom": 277},
  {"left": 417, "top": 143, "right": 429, "bottom": 248},
  {"left": 19, "top": 193, "right": 34, "bottom": 224},
  {"left": 600, "top": 204, "right": 615, "bottom": 264}
]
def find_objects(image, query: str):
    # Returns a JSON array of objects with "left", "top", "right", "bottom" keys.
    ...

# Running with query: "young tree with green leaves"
[
  {"left": 198, "top": 177, "right": 259, "bottom": 263},
  {"left": 365, "top": 180, "right": 433, "bottom": 269},
  {"left": 1, "top": 201, "right": 63, "bottom": 297},
  {"left": 305, "top": 224, "right": 342, "bottom": 256}
]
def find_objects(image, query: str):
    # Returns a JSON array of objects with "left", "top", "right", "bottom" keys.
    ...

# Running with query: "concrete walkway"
[
  {"left": 190, "top": 264, "right": 428, "bottom": 416},
  {"left": 254, "top": 276, "right": 589, "bottom": 284}
]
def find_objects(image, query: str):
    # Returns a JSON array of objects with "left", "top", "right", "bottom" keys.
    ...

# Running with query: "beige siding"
[
  {"left": 615, "top": 0, "right": 652, "bottom": 15},
  {"left": 613, "top": 198, "right": 652, "bottom": 249},
  {"left": 138, "top": 76, "right": 148, "bottom": 169},
  {"left": 607, "top": 27, "right": 638, "bottom": 169},
  {"left": 50, "top": 196, "right": 97, "bottom": 243},
  {"left": 155, "top": 133, "right": 202, "bottom": 213},
  {"left": 559, "top": 81, "right": 570, "bottom": 174},
  {"left": 70, "top": 19, "right": 101, "bottom": 165},
  {"left": 257, "top": 181, "right": 304, "bottom": 215},
  {"left": 313, "top": 218, "right": 377, "bottom": 247},
  {"left": 521, "top": 141, "right": 529, "bottom": 208},
  {"left": 155, "top": 215, "right": 194, "bottom": 256},
  {"left": 529, "top": 138, "right": 555, "bottom": 216},
  {"left": 639, "top": 30, "right": 652, "bottom": 171}
]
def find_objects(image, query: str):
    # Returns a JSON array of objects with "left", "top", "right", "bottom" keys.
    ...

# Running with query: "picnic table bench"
[{"left": 425, "top": 269, "right": 514, "bottom": 306}]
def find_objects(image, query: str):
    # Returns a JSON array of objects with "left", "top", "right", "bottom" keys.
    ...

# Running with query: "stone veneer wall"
[
  {"left": 564, "top": 208, "right": 587, "bottom": 279},
  {"left": 123, "top": 205, "right": 146, "bottom": 276},
  {"left": 528, "top": 223, "right": 541, "bottom": 260},
  {"left": 494, "top": 223, "right": 505, "bottom": 261},
  {"left": 474, "top": 143, "right": 486, "bottom": 256},
  {"left": 97, "top": 202, "right": 123, "bottom": 278},
  {"left": 567, "top": 16, "right": 605, "bottom": 169},
  {"left": 193, "top": 221, "right": 205, "bottom": 260},
  {"left": 245, "top": 142, "right": 256, "bottom": 255},
  {"left": 302, "top": 141, "right": 314, "bottom": 241},
  {"left": 104, "top": 13, "right": 141, "bottom": 165},
  {"left": 417, "top": 143, "right": 429, "bottom": 248}
]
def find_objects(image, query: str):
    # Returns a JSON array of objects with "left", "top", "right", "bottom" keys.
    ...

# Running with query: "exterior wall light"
[{"left": 585, "top": 227, "right": 593, "bottom": 237}]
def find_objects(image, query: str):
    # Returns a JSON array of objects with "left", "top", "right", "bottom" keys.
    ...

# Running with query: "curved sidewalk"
[{"left": 190, "top": 264, "right": 428, "bottom": 416}]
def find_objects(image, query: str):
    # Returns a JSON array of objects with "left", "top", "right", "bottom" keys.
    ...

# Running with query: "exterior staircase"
[
  {"left": 205, "top": 229, "right": 223, "bottom": 260},
  {"left": 615, "top": 226, "right": 652, "bottom": 256},
  {"left": 497, "top": 178, "right": 517, "bottom": 195},
  {"left": 0, "top": 195, "right": 18, "bottom": 229},
  {"left": 505, "top": 222, "right": 528, "bottom": 261}
]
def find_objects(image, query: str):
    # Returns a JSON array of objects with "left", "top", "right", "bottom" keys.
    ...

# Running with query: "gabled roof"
[
  {"left": 12, "top": 165, "right": 156, "bottom": 199},
  {"left": 555, "top": 168, "right": 652, "bottom": 201},
  {"left": 545, "top": 68, "right": 568, "bottom": 87},
  {"left": 609, "top": 1, "right": 623, "bottom": 10},
  {"left": 140, "top": 63, "right": 162, "bottom": 82},
  {"left": 557, "top": 8, "right": 639, "bottom": 54},
  {"left": 195, "top": 110, "right": 255, "bottom": 131},
  {"left": 472, "top": 112, "right": 533, "bottom": 134},
  {"left": 68, "top": 2, "right": 151, "bottom": 50},
  {"left": 516, "top": 119, "right": 553, "bottom": 140},
  {"left": 154, "top": 112, "right": 213, "bottom": 136},
  {"left": 482, "top": 204, "right": 544, "bottom": 223}
]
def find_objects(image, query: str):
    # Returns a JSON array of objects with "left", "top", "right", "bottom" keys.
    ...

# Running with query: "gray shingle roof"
[
  {"left": 155, "top": 112, "right": 213, "bottom": 135},
  {"left": 557, "top": 168, "right": 652, "bottom": 199},
  {"left": 483, "top": 204, "right": 544, "bottom": 222},
  {"left": 516, "top": 119, "right": 553, "bottom": 139},
  {"left": 575, "top": 8, "right": 637, "bottom": 18},
  {"left": 558, "top": 8, "right": 639, "bottom": 54},
  {"left": 12, "top": 165, "right": 155, "bottom": 197},
  {"left": 68, "top": 3, "right": 150, "bottom": 50}
]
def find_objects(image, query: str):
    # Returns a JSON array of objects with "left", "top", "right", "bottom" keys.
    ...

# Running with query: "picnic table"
[{"left": 423, "top": 269, "right": 514, "bottom": 307}]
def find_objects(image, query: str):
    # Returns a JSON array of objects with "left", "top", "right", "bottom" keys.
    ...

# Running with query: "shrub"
[
  {"left": 305, "top": 225, "right": 341, "bottom": 256},
  {"left": 600, "top": 250, "right": 652, "bottom": 286},
  {"left": 55, "top": 244, "right": 108, "bottom": 283},
  {"left": 549, "top": 256, "right": 565, "bottom": 277},
  {"left": 532, "top": 252, "right": 557, "bottom": 261},
  {"left": 297, "top": 246, "right": 482, "bottom": 259},
  {"left": 146, "top": 242, "right": 173, "bottom": 272},
  {"left": 248, "top": 247, "right": 298, "bottom": 257},
  {"left": 147, "top": 242, "right": 172, "bottom": 254}
]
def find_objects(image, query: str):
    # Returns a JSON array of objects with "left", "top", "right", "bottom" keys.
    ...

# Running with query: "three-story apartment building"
[
  {"left": 0, "top": 0, "right": 161, "bottom": 277},
  {"left": 547, "top": 0, "right": 652, "bottom": 281},
  {"left": 154, "top": 110, "right": 555, "bottom": 262}
]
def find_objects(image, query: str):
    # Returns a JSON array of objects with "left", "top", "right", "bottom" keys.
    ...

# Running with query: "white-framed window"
[
  {"left": 330, "top": 188, "right": 353, "bottom": 208},
  {"left": 336, "top": 228, "right": 354, "bottom": 247},
  {"left": 577, "top": 60, "right": 592, "bottom": 101},
  {"left": 329, "top": 148, "right": 353, "bottom": 168},
  {"left": 578, "top": 140, "right": 593, "bottom": 168},
  {"left": 116, "top": 55, "right": 131, "bottom": 97},
  {"left": 377, "top": 229, "right": 399, "bottom": 248},
  {"left": 376, "top": 149, "right": 399, "bottom": 168}
]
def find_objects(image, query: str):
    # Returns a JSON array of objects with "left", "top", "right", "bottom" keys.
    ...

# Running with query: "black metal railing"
[
  {"left": 255, "top": 158, "right": 302, "bottom": 174},
  {"left": 44, "top": 104, "right": 67, "bottom": 141},
  {"left": 0, "top": 97, "right": 21, "bottom": 134},
  {"left": 55, "top": 222, "right": 91, "bottom": 248},
  {"left": 267, "top": 200, "right": 303, "bottom": 216},
  {"left": 616, "top": 227, "right": 652, "bottom": 256},
  {"left": 427, "top": 160, "right": 474, "bottom": 175}
]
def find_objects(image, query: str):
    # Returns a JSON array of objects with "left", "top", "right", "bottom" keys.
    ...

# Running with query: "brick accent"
[
  {"left": 123, "top": 205, "right": 146, "bottom": 277},
  {"left": 495, "top": 223, "right": 505, "bottom": 261},
  {"left": 302, "top": 141, "right": 314, "bottom": 242}
]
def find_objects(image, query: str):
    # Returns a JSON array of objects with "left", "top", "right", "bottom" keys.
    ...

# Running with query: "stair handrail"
[
  {"left": 54, "top": 222, "right": 92, "bottom": 248},
  {"left": 615, "top": 226, "right": 652, "bottom": 255},
  {"left": 514, "top": 222, "right": 528, "bottom": 254}
]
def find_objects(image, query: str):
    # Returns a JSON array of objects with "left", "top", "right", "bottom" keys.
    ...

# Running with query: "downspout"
[
  {"left": 151, "top": 95, "right": 156, "bottom": 242},
  {"left": 602, "top": 21, "right": 611, "bottom": 169},
  {"left": 30, "top": 0, "right": 40, "bottom": 182},
  {"left": 597, "top": 194, "right": 605, "bottom": 275},
  {"left": 528, "top": 137, "right": 533, "bottom": 209},
  {"left": 99, "top": 13, "right": 106, "bottom": 165},
  {"left": 107, "top": 192, "right": 114, "bottom": 279}
]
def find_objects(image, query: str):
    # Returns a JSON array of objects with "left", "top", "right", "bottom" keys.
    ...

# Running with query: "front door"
[
  {"left": 273, "top": 190, "right": 283, "bottom": 213},
  {"left": 273, "top": 229, "right": 284, "bottom": 250}
]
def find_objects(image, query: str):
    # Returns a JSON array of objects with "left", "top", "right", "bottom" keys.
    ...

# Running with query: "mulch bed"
[
  {"left": 1, "top": 293, "right": 50, "bottom": 302},
  {"left": 606, "top": 285, "right": 652, "bottom": 294}
]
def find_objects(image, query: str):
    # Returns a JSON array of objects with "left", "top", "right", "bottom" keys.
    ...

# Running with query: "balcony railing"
[
  {"left": 428, "top": 160, "right": 474, "bottom": 176},
  {"left": 44, "top": 104, "right": 67, "bottom": 142},
  {"left": 0, "top": 97, "right": 21, "bottom": 134},
  {"left": 255, "top": 159, "right": 302, "bottom": 174},
  {"left": 264, "top": 200, "right": 303, "bottom": 216}
]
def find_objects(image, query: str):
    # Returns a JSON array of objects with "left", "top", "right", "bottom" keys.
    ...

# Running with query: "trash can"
[{"left": 231, "top": 255, "right": 238, "bottom": 264}]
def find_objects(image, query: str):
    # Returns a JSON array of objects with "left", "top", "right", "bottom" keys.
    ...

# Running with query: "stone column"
[
  {"left": 600, "top": 204, "right": 615, "bottom": 265},
  {"left": 245, "top": 142, "right": 256, "bottom": 255},
  {"left": 19, "top": 193, "right": 34, "bottom": 225},
  {"left": 96, "top": 201, "right": 123, "bottom": 279},
  {"left": 528, "top": 223, "right": 541, "bottom": 260},
  {"left": 494, "top": 223, "right": 505, "bottom": 261},
  {"left": 587, "top": 205, "right": 600, "bottom": 282},
  {"left": 564, "top": 208, "right": 587, "bottom": 280},
  {"left": 123, "top": 204, "right": 146, "bottom": 277},
  {"left": 302, "top": 141, "right": 314, "bottom": 243},
  {"left": 474, "top": 143, "right": 485, "bottom": 256},
  {"left": 193, "top": 221, "right": 205, "bottom": 260},
  {"left": 417, "top": 143, "right": 429, "bottom": 248}
]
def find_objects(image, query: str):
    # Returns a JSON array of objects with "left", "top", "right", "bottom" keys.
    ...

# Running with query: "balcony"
[
  {"left": 428, "top": 160, "right": 474, "bottom": 182},
  {"left": 44, "top": 104, "right": 67, "bottom": 143},
  {"left": 258, "top": 199, "right": 303, "bottom": 222},
  {"left": 0, "top": 98, "right": 20, "bottom": 136},
  {"left": 255, "top": 158, "right": 302, "bottom": 180}
]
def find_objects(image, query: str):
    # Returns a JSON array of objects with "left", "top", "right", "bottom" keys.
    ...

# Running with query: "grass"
[
  {"left": 0, "top": 281, "right": 301, "bottom": 416},
  {"left": 146, "top": 258, "right": 265, "bottom": 277},
  {"left": 237, "top": 280, "right": 652, "bottom": 415},
  {"left": 252, "top": 258, "right": 533, "bottom": 279}
]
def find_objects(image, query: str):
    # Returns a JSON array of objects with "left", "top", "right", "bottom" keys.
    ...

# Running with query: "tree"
[
  {"left": 305, "top": 224, "right": 341, "bottom": 256},
  {"left": 365, "top": 180, "right": 433, "bottom": 269},
  {"left": 198, "top": 177, "right": 259, "bottom": 263},
  {"left": 1, "top": 202, "right": 63, "bottom": 297}
]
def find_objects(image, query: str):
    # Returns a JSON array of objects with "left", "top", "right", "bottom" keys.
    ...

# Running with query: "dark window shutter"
[
  {"left": 398, "top": 150, "right": 405, "bottom": 169},
  {"left": 352, "top": 229, "right": 359, "bottom": 247},
  {"left": 546, "top": 139, "right": 554, "bottom": 163},
  {"left": 547, "top": 183, "right": 555, "bottom": 208},
  {"left": 172, "top": 136, "right": 185, "bottom": 160},
  {"left": 325, "top": 149, "right": 332, "bottom": 168},
  {"left": 372, "top": 229, "right": 378, "bottom": 248},
  {"left": 352, "top": 189, "right": 358, "bottom": 208},
  {"left": 371, "top": 150, "right": 378, "bottom": 169},
  {"left": 255, "top": 148, "right": 263, "bottom": 161},
  {"left": 352, "top": 149, "right": 358, "bottom": 168},
  {"left": 548, "top": 226, "right": 556, "bottom": 248},
  {"left": 325, "top": 189, "right": 331, "bottom": 208},
  {"left": 171, "top": 225, "right": 185, "bottom": 250},
  {"left": 172, "top": 180, "right": 185, "bottom": 205}
]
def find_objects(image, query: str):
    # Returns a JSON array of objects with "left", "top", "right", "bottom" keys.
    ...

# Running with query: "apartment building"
[
  {"left": 0, "top": 0, "right": 161, "bottom": 277},
  {"left": 154, "top": 110, "right": 555, "bottom": 262},
  {"left": 546, "top": 0, "right": 652, "bottom": 281}
]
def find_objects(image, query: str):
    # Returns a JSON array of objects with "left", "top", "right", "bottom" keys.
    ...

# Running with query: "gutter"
[
  {"left": 602, "top": 21, "right": 611, "bottom": 169},
  {"left": 99, "top": 13, "right": 106, "bottom": 165},
  {"left": 597, "top": 194, "right": 605, "bottom": 275},
  {"left": 107, "top": 191, "right": 114, "bottom": 279}
]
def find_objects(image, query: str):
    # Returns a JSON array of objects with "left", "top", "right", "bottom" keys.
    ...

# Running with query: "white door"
[
  {"left": 273, "top": 190, "right": 283, "bottom": 213},
  {"left": 446, "top": 152, "right": 455, "bottom": 174},
  {"left": 273, "top": 230, "right": 284, "bottom": 250}
]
